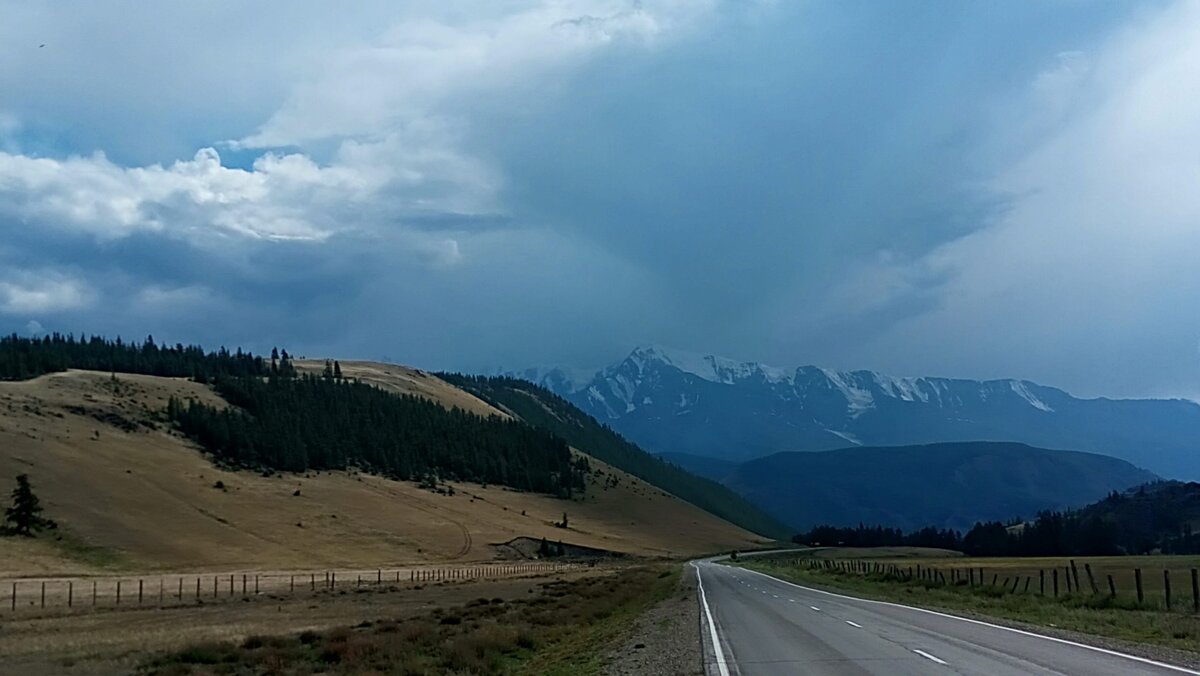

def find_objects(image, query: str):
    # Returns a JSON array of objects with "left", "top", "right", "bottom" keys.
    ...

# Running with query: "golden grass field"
[
  {"left": 0, "top": 367, "right": 766, "bottom": 578},
  {"left": 0, "top": 571, "right": 603, "bottom": 676}
]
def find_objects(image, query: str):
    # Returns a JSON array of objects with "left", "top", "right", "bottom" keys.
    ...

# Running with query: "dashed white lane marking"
[
  {"left": 772, "top": 594, "right": 779, "bottom": 598},
  {"left": 810, "top": 606, "right": 821, "bottom": 611},
  {"left": 845, "top": 620, "right": 863, "bottom": 628},
  {"left": 737, "top": 566, "right": 1200, "bottom": 676},
  {"left": 913, "top": 649, "right": 948, "bottom": 666}
]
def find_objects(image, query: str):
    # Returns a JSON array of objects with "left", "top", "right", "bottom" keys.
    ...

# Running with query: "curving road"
[{"left": 694, "top": 561, "right": 1200, "bottom": 676}]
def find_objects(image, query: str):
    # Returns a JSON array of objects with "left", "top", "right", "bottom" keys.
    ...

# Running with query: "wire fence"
[
  {"left": 792, "top": 557, "right": 1200, "bottom": 612},
  {"left": 2, "top": 561, "right": 580, "bottom": 616}
]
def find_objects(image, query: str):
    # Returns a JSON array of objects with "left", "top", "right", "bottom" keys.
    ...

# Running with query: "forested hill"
[
  {"left": 0, "top": 335, "right": 583, "bottom": 497},
  {"left": 438, "top": 374, "right": 792, "bottom": 539},
  {"left": 1, "top": 333, "right": 268, "bottom": 381}
]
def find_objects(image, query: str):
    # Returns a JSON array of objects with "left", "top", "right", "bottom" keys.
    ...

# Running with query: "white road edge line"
[
  {"left": 846, "top": 620, "right": 863, "bottom": 628},
  {"left": 913, "top": 649, "right": 948, "bottom": 666},
  {"left": 736, "top": 566, "right": 1200, "bottom": 676},
  {"left": 693, "top": 564, "right": 732, "bottom": 676},
  {"left": 810, "top": 606, "right": 820, "bottom": 611}
]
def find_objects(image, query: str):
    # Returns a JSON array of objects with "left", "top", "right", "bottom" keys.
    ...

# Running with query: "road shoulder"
[{"left": 603, "top": 564, "right": 703, "bottom": 676}]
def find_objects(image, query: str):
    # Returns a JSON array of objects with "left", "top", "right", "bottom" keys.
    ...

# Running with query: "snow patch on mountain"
[
  {"left": 1010, "top": 380, "right": 1054, "bottom": 412},
  {"left": 826, "top": 429, "right": 863, "bottom": 446},
  {"left": 819, "top": 368, "right": 876, "bottom": 416}
]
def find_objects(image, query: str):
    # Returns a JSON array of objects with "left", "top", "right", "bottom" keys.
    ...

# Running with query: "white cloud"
[
  {"left": 0, "top": 271, "right": 92, "bottom": 314},
  {"left": 835, "top": 0, "right": 1200, "bottom": 397},
  {"left": 236, "top": 1, "right": 713, "bottom": 149}
]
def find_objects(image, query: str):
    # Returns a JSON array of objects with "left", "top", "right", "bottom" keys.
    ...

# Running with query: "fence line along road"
[
  {"left": 2, "top": 561, "right": 581, "bottom": 615},
  {"left": 788, "top": 557, "right": 1200, "bottom": 613}
]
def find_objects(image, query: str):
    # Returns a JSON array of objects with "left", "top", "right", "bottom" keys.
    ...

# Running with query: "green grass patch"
[
  {"left": 50, "top": 530, "right": 129, "bottom": 570},
  {"left": 140, "top": 565, "right": 679, "bottom": 675},
  {"left": 739, "top": 557, "right": 1200, "bottom": 654}
]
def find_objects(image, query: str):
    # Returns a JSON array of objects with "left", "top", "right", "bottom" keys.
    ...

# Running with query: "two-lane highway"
[{"left": 694, "top": 561, "right": 1199, "bottom": 675}]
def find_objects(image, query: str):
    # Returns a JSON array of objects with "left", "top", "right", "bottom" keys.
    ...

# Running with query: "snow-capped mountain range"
[{"left": 505, "top": 346, "right": 1200, "bottom": 480}]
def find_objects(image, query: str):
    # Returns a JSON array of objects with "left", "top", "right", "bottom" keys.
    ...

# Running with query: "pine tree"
[
  {"left": 333, "top": 361, "right": 343, "bottom": 380},
  {"left": 3, "top": 474, "right": 56, "bottom": 536}
]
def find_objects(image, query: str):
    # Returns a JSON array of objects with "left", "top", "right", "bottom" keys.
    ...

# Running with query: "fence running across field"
[
  {"left": 2, "top": 562, "right": 578, "bottom": 615},
  {"left": 790, "top": 557, "right": 1200, "bottom": 612}
]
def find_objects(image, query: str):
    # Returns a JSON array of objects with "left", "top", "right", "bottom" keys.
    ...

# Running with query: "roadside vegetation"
[
  {"left": 141, "top": 565, "right": 678, "bottom": 675},
  {"left": 740, "top": 553, "right": 1200, "bottom": 653}
]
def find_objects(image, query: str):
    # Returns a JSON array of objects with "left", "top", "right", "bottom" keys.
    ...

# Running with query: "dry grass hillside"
[
  {"left": 0, "top": 369, "right": 764, "bottom": 577},
  {"left": 295, "top": 360, "right": 504, "bottom": 418}
]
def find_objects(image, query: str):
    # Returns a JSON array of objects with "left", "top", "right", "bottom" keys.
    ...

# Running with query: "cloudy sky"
[{"left": 1, "top": 0, "right": 1198, "bottom": 399}]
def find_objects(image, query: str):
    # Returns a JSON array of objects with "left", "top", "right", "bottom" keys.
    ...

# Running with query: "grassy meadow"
[
  {"left": 740, "top": 551, "right": 1200, "bottom": 653},
  {"left": 140, "top": 565, "right": 679, "bottom": 676}
]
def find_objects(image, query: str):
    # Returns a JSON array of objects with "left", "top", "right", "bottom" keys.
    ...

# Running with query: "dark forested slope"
[
  {"left": 439, "top": 374, "right": 791, "bottom": 539},
  {"left": 726, "top": 442, "right": 1157, "bottom": 531}
]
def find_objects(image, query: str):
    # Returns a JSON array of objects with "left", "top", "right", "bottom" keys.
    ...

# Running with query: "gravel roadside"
[{"left": 602, "top": 564, "right": 703, "bottom": 676}]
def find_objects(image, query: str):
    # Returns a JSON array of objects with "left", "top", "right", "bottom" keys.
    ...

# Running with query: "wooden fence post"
[
  {"left": 1070, "top": 560, "right": 1081, "bottom": 593},
  {"left": 1052, "top": 569, "right": 1058, "bottom": 597},
  {"left": 93, "top": 581, "right": 97, "bottom": 606},
  {"left": 41, "top": 581, "right": 45, "bottom": 608},
  {"left": 117, "top": 580, "right": 122, "bottom": 605},
  {"left": 10, "top": 582, "right": 15, "bottom": 611},
  {"left": 1108, "top": 575, "right": 1116, "bottom": 598},
  {"left": 178, "top": 578, "right": 183, "bottom": 600},
  {"left": 241, "top": 574, "right": 247, "bottom": 596},
  {"left": 68, "top": 581, "right": 73, "bottom": 608},
  {"left": 138, "top": 579, "right": 143, "bottom": 605},
  {"left": 159, "top": 578, "right": 164, "bottom": 604},
  {"left": 1165, "top": 570, "right": 1172, "bottom": 611},
  {"left": 1135, "top": 568, "right": 1144, "bottom": 605},
  {"left": 1064, "top": 567, "right": 1072, "bottom": 594},
  {"left": 1084, "top": 564, "right": 1098, "bottom": 595},
  {"left": 255, "top": 575, "right": 259, "bottom": 595},
  {"left": 1192, "top": 568, "right": 1198, "bottom": 614},
  {"left": 1039, "top": 569, "right": 1045, "bottom": 596}
]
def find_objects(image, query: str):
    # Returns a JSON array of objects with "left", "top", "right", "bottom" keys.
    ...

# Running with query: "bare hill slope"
[{"left": 0, "top": 370, "right": 763, "bottom": 576}]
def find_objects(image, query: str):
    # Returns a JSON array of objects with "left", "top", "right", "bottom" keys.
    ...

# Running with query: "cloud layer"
[{"left": 0, "top": 1, "right": 1196, "bottom": 399}]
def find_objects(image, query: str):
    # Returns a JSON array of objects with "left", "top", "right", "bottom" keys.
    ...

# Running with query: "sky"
[{"left": 1, "top": 0, "right": 1198, "bottom": 400}]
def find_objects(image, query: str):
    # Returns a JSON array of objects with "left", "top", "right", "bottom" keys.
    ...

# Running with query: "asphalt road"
[{"left": 694, "top": 561, "right": 1200, "bottom": 676}]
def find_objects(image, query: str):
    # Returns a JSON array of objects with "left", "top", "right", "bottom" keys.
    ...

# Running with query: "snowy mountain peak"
[{"left": 624, "top": 345, "right": 793, "bottom": 386}]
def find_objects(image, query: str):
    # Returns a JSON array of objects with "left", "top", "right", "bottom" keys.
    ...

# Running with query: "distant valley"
[{"left": 666, "top": 442, "right": 1157, "bottom": 531}]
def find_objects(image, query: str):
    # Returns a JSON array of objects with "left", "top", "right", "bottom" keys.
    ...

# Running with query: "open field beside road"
[
  {"left": 0, "top": 561, "right": 582, "bottom": 617},
  {"left": 0, "top": 565, "right": 647, "bottom": 676},
  {"left": 0, "top": 369, "right": 766, "bottom": 577},
  {"left": 740, "top": 554, "right": 1200, "bottom": 656}
]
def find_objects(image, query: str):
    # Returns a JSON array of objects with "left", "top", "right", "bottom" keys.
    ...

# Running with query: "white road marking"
[
  {"left": 810, "top": 606, "right": 821, "bottom": 611},
  {"left": 693, "top": 564, "right": 731, "bottom": 676},
  {"left": 913, "top": 649, "right": 948, "bottom": 665},
  {"left": 846, "top": 620, "right": 863, "bottom": 628},
  {"left": 772, "top": 594, "right": 779, "bottom": 598},
  {"left": 736, "top": 566, "right": 1200, "bottom": 676}
]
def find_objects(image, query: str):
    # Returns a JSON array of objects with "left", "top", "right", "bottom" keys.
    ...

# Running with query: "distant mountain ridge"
[
  {"left": 721, "top": 441, "right": 1158, "bottom": 531},
  {"left": 512, "top": 345, "right": 1200, "bottom": 480}
]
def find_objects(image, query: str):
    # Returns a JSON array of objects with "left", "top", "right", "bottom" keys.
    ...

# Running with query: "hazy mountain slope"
[
  {"left": 0, "top": 370, "right": 765, "bottom": 576},
  {"left": 722, "top": 442, "right": 1158, "bottom": 531},
  {"left": 526, "top": 346, "right": 1200, "bottom": 480},
  {"left": 438, "top": 374, "right": 792, "bottom": 539}
]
